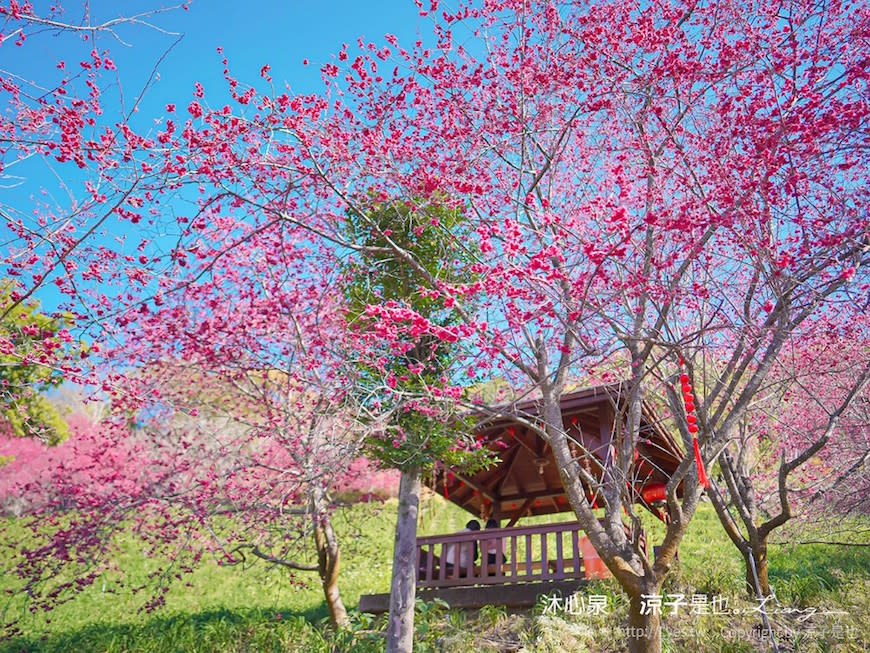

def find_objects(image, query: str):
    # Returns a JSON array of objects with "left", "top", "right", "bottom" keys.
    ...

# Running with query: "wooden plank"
[
  {"left": 359, "top": 579, "right": 589, "bottom": 613},
  {"left": 420, "top": 558, "right": 585, "bottom": 589},
  {"left": 572, "top": 529, "right": 580, "bottom": 576},
  {"left": 524, "top": 534, "right": 532, "bottom": 579},
  {"left": 416, "top": 518, "right": 621, "bottom": 546},
  {"left": 540, "top": 532, "right": 548, "bottom": 579},
  {"left": 499, "top": 488, "right": 569, "bottom": 504},
  {"left": 416, "top": 545, "right": 422, "bottom": 583},
  {"left": 426, "top": 543, "right": 434, "bottom": 583},
  {"left": 555, "top": 530, "right": 564, "bottom": 579},
  {"left": 510, "top": 536, "right": 517, "bottom": 578}
]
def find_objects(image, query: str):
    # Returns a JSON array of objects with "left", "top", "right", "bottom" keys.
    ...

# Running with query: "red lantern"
[{"left": 641, "top": 483, "right": 667, "bottom": 503}]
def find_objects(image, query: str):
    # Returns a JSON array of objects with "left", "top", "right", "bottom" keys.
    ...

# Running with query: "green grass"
[{"left": 1, "top": 495, "right": 869, "bottom": 652}]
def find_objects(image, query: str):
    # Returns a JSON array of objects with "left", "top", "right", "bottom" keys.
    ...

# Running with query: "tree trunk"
[
  {"left": 627, "top": 587, "right": 663, "bottom": 653},
  {"left": 541, "top": 386, "right": 669, "bottom": 653},
  {"left": 744, "top": 539, "right": 771, "bottom": 598},
  {"left": 386, "top": 464, "right": 422, "bottom": 653},
  {"left": 311, "top": 486, "right": 349, "bottom": 628}
]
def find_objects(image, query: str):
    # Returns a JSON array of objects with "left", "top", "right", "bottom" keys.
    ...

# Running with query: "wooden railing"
[{"left": 416, "top": 521, "right": 600, "bottom": 589}]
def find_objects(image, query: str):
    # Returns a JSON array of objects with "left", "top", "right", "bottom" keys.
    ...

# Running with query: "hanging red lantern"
[
  {"left": 679, "top": 360, "right": 709, "bottom": 488},
  {"left": 641, "top": 483, "right": 667, "bottom": 503}
]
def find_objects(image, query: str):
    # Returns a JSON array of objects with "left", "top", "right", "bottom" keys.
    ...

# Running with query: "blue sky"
[
  {"left": 17, "top": 1, "right": 430, "bottom": 95},
  {"left": 100, "top": 0, "right": 430, "bottom": 104},
  {"left": 4, "top": 1, "right": 436, "bottom": 312}
]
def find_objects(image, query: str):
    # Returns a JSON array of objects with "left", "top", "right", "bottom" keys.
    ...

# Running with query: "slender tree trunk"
[
  {"left": 708, "top": 458, "right": 774, "bottom": 599},
  {"left": 386, "top": 464, "right": 422, "bottom": 653},
  {"left": 744, "top": 539, "right": 770, "bottom": 597},
  {"left": 627, "top": 585, "right": 663, "bottom": 653},
  {"left": 311, "top": 486, "right": 349, "bottom": 628}
]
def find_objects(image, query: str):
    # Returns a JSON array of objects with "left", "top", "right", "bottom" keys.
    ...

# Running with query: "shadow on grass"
[{"left": 1, "top": 604, "right": 332, "bottom": 653}]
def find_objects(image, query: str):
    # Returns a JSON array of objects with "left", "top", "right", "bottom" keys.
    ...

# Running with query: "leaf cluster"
[
  {"left": 0, "top": 282, "right": 78, "bottom": 444},
  {"left": 342, "top": 199, "right": 486, "bottom": 471}
]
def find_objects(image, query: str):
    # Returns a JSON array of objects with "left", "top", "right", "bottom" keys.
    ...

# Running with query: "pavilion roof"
[{"left": 433, "top": 383, "right": 684, "bottom": 522}]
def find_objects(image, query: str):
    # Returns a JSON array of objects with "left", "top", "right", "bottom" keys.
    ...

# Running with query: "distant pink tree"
[
  {"left": 335, "top": 457, "right": 400, "bottom": 501},
  {"left": 705, "top": 314, "right": 870, "bottom": 596}
]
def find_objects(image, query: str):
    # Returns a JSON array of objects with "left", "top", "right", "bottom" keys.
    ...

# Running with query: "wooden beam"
[
  {"left": 506, "top": 497, "right": 535, "bottom": 527},
  {"left": 508, "top": 426, "right": 541, "bottom": 459},
  {"left": 499, "top": 488, "right": 568, "bottom": 504},
  {"left": 452, "top": 471, "right": 498, "bottom": 503},
  {"left": 494, "top": 444, "right": 522, "bottom": 496}
]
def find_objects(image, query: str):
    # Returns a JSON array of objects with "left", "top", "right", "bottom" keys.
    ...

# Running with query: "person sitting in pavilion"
[
  {"left": 443, "top": 519, "right": 480, "bottom": 577},
  {"left": 483, "top": 518, "right": 509, "bottom": 573}
]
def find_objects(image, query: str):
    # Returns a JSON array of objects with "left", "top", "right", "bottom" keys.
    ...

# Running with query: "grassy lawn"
[{"left": 1, "top": 495, "right": 868, "bottom": 652}]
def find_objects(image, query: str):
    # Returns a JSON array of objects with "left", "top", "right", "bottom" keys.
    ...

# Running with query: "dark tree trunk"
[
  {"left": 386, "top": 464, "right": 422, "bottom": 653},
  {"left": 311, "top": 486, "right": 349, "bottom": 628}
]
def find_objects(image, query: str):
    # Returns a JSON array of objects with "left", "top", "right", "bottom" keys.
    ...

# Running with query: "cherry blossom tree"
[
  {"left": 125, "top": 2, "right": 865, "bottom": 650},
  {"left": 705, "top": 316, "right": 870, "bottom": 597},
  {"left": 105, "top": 230, "right": 384, "bottom": 627},
  {"left": 0, "top": 232, "right": 388, "bottom": 631},
  {"left": 1, "top": 3, "right": 391, "bottom": 630},
  {"left": 3, "top": 1, "right": 869, "bottom": 651},
  {"left": 344, "top": 199, "right": 488, "bottom": 652},
  {"left": 1, "top": 1, "right": 186, "bottom": 315}
]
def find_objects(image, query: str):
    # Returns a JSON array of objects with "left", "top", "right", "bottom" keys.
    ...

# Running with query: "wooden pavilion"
[{"left": 359, "top": 383, "right": 684, "bottom": 612}]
